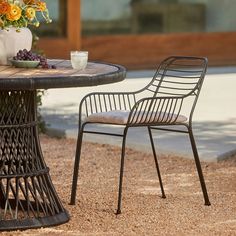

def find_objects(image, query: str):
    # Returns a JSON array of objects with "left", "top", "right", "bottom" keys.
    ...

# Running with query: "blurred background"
[{"left": 32, "top": 0, "right": 236, "bottom": 69}]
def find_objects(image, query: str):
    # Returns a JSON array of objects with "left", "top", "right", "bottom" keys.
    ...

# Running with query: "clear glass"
[
  {"left": 81, "top": 0, "right": 236, "bottom": 36},
  {"left": 70, "top": 51, "right": 88, "bottom": 70}
]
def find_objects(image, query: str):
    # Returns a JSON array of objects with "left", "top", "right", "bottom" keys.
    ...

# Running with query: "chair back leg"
[
  {"left": 116, "top": 127, "right": 129, "bottom": 214},
  {"left": 188, "top": 127, "right": 211, "bottom": 206},
  {"left": 148, "top": 127, "right": 166, "bottom": 198},
  {"left": 70, "top": 125, "right": 85, "bottom": 205}
]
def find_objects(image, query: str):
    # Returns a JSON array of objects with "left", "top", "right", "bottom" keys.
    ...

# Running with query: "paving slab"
[{"left": 41, "top": 66, "right": 236, "bottom": 162}]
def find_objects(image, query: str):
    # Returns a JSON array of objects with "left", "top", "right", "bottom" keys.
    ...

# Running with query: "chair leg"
[
  {"left": 116, "top": 127, "right": 128, "bottom": 215},
  {"left": 70, "top": 125, "right": 85, "bottom": 205},
  {"left": 188, "top": 127, "right": 211, "bottom": 206},
  {"left": 148, "top": 127, "right": 166, "bottom": 198}
]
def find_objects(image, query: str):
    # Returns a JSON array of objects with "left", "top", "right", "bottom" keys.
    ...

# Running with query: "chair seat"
[{"left": 85, "top": 110, "right": 187, "bottom": 125}]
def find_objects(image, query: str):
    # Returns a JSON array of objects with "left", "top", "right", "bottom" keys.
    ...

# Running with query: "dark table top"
[{"left": 0, "top": 60, "right": 126, "bottom": 90}]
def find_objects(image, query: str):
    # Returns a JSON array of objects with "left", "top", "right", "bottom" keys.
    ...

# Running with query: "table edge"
[{"left": 0, "top": 61, "right": 126, "bottom": 90}]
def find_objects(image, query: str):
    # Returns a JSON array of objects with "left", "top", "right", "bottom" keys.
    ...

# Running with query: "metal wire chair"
[{"left": 70, "top": 56, "right": 211, "bottom": 214}]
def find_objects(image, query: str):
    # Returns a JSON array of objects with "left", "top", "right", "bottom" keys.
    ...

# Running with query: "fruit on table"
[{"left": 13, "top": 49, "right": 56, "bottom": 69}]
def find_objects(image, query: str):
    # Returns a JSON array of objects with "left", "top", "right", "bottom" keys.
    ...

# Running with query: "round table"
[{"left": 0, "top": 60, "right": 126, "bottom": 230}]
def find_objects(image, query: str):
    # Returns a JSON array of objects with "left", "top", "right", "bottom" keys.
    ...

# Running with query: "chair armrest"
[
  {"left": 127, "top": 96, "right": 185, "bottom": 125},
  {"left": 79, "top": 92, "right": 137, "bottom": 126}
]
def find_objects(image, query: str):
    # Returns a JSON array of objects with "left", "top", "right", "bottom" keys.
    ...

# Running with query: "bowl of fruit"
[{"left": 10, "top": 49, "right": 55, "bottom": 69}]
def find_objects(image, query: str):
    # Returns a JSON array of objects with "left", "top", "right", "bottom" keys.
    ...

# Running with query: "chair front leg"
[
  {"left": 116, "top": 127, "right": 129, "bottom": 214},
  {"left": 188, "top": 127, "right": 211, "bottom": 206},
  {"left": 148, "top": 127, "right": 166, "bottom": 198},
  {"left": 70, "top": 124, "right": 85, "bottom": 205}
]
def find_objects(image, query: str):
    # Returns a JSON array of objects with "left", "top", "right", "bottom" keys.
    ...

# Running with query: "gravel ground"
[{"left": 2, "top": 135, "right": 236, "bottom": 236}]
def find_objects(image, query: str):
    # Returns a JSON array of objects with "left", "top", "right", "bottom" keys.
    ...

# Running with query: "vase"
[{"left": 0, "top": 27, "right": 32, "bottom": 65}]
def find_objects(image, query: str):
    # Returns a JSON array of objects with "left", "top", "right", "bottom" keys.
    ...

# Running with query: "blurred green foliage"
[{"left": 37, "top": 90, "right": 47, "bottom": 133}]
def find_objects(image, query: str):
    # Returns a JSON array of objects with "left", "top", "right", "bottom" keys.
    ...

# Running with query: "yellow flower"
[
  {"left": 36, "top": 1, "right": 46, "bottom": 11},
  {"left": 0, "top": 0, "right": 51, "bottom": 29},
  {"left": 6, "top": 4, "right": 22, "bottom": 21},
  {"left": 25, "top": 7, "right": 35, "bottom": 20},
  {"left": 0, "top": 2, "right": 10, "bottom": 15}
]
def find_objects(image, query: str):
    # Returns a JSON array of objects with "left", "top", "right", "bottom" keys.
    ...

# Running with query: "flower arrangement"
[{"left": 0, "top": 0, "right": 51, "bottom": 30}]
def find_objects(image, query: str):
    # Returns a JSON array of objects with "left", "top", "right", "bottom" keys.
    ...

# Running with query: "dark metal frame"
[
  {"left": 0, "top": 90, "right": 69, "bottom": 230},
  {"left": 70, "top": 56, "right": 211, "bottom": 214}
]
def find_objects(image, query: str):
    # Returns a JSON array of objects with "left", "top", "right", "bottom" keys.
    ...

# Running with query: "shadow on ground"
[{"left": 42, "top": 110, "right": 236, "bottom": 162}]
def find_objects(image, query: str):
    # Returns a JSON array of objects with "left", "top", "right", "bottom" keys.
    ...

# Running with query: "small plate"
[{"left": 10, "top": 59, "right": 40, "bottom": 68}]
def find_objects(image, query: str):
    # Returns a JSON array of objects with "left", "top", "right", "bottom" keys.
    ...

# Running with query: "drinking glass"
[{"left": 70, "top": 51, "right": 88, "bottom": 70}]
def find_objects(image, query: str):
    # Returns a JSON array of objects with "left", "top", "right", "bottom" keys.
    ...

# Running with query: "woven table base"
[{"left": 0, "top": 90, "right": 69, "bottom": 230}]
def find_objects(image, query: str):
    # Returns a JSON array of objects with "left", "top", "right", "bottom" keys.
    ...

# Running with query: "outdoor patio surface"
[{"left": 2, "top": 135, "right": 236, "bottom": 236}]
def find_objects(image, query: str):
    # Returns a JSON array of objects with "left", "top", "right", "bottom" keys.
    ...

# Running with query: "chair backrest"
[
  {"left": 80, "top": 56, "right": 207, "bottom": 126},
  {"left": 145, "top": 56, "right": 207, "bottom": 98},
  {"left": 134, "top": 56, "right": 208, "bottom": 123}
]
